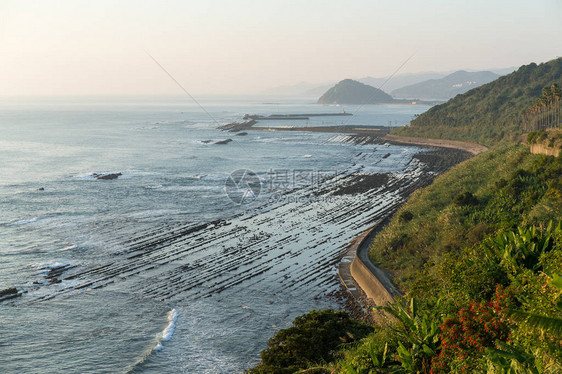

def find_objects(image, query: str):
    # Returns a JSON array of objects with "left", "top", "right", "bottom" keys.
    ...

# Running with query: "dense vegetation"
[
  {"left": 392, "top": 58, "right": 562, "bottom": 146},
  {"left": 526, "top": 84, "right": 561, "bottom": 131},
  {"left": 527, "top": 129, "right": 562, "bottom": 154},
  {"left": 249, "top": 147, "right": 562, "bottom": 373},
  {"left": 247, "top": 310, "right": 373, "bottom": 373},
  {"left": 369, "top": 146, "right": 562, "bottom": 289},
  {"left": 328, "top": 148, "right": 562, "bottom": 373}
]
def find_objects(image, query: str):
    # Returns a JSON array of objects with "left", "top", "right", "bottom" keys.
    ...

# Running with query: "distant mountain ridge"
[
  {"left": 261, "top": 69, "right": 512, "bottom": 98},
  {"left": 317, "top": 79, "right": 395, "bottom": 105},
  {"left": 261, "top": 72, "right": 448, "bottom": 97},
  {"left": 391, "top": 70, "right": 500, "bottom": 100},
  {"left": 357, "top": 72, "right": 446, "bottom": 93}
]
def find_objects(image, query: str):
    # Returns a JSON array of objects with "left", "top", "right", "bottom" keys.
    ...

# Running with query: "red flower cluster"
[{"left": 430, "top": 285, "right": 512, "bottom": 373}]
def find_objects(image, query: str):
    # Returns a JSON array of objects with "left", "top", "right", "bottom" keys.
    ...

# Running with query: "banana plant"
[
  {"left": 482, "top": 221, "right": 560, "bottom": 272},
  {"left": 375, "top": 299, "right": 440, "bottom": 373},
  {"left": 368, "top": 342, "right": 388, "bottom": 372},
  {"left": 508, "top": 274, "right": 562, "bottom": 336},
  {"left": 485, "top": 343, "right": 542, "bottom": 374},
  {"left": 485, "top": 341, "right": 562, "bottom": 374}
]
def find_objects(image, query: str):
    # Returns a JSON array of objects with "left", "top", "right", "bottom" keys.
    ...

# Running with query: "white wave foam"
[
  {"left": 124, "top": 210, "right": 181, "bottom": 219},
  {"left": 13, "top": 217, "right": 39, "bottom": 225},
  {"left": 153, "top": 308, "right": 178, "bottom": 351},
  {"left": 73, "top": 172, "right": 98, "bottom": 180},
  {"left": 135, "top": 126, "right": 159, "bottom": 130},
  {"left": 31, "top": 260, "right": 73, "bottom": 277},
  {"left": 145, "top": 185, "right": 221, "bottom": 192},
  {"left": 31, "top": 260, "right": 70, "bottom": 270},
  {"left": 58, "top": 244, "right": 77, "bottom": 252},
  {"left": 189, "top": 173, "right": 226, "bottom": 181},
  {"left": 186, "top": 122, "right": 214, "bottom": 130},
  {"left": 187, "top": 174, "right": 207, "bottom": 179}
]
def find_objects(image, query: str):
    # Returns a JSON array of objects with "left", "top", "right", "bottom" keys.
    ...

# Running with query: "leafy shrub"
[
  {"left": 377, "top": 299, "right": 440, "bottom": 373},
  {"left": 453, "top": 191, "right": 479, "bottom": 206},
  {"left": 248, "top": 310, "right": 373, "bottom": 374},
  {"left": 494, "top": 178, "right": 508, "bottom": 189},
  {"left": 399, "top": 210, "right": 414, "bottom": 223},
  {"left": 465, "top": 223, "right": 493, "bottom": 245},
  {"left": 431, "top": 286, "right": 513, "bottom": 373},
  {"left": 527, "top": 131, "right": 538, "bottom": 144}
]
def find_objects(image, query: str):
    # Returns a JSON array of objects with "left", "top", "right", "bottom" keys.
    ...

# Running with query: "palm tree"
[
  {"left": 550, "top": 83, "right": 561, "bottom": 127},
  {"left": 542, "top": 87, "right": 552, "bottom": 128},
  {"left": 540, "top": 96, "right": 548, "bottom": 129}
]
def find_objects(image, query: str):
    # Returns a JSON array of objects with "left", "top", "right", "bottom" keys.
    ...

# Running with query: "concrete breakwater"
[{"left": 243, "top": 112, "right": 352, "bottom": 120}]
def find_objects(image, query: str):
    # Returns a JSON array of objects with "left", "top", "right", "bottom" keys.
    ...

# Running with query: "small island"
[{"left": 317, "top": 79, "right": 395, "bottom": 105}]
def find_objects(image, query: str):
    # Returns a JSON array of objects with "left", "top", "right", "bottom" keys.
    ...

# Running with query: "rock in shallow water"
[
  {"left": 214, "top": 139, "right": 233, "bottom": 145},
  {"left": 94, "top": 173, "right": 122, "bottom": 180},
  {"left": 0, "top": 288, "right": 21, "bottom": 302}
]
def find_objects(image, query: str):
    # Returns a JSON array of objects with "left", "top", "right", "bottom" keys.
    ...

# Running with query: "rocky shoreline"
[
  {"left": 335, "top": 143, "right": 479, "bottom": 321},
  {"left": 218, "top": 120, "right": 482, "bottom": 321}
]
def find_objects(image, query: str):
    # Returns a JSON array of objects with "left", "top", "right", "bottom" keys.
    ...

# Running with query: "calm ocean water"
[{"left": 0, "top": 96, "right": 429, "bottom": 373}]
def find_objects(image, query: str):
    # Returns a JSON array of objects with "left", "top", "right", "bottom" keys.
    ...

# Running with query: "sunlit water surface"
[{"left": 0, "top": 97, "right": 430, "bottom": 373}]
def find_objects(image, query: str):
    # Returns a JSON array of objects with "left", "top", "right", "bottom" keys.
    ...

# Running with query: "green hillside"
[
  {"left": 393, "top": 58, "right": 562, "bottom": 146},
  {"left": 248, "top": 147, "right": 562, "bottom": 374}
]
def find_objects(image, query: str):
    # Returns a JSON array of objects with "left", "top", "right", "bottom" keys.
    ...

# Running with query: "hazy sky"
[{"left": 1, "top": 0, "right": 561, "bottom": 96}]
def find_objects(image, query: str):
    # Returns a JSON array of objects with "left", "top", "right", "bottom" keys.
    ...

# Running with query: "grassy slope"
[
  {"left": 326, "top": 148, "right": 562, "bottom": 374},
  {"left": 368, "top": 145, "right": 561, "bottom": 291},
  {"left": 392, "top": 58, "right": 562, "bottom": 146},
  {"left": 249, "top": 146, "right": 562, "bottom": 374},
  {"left": 368, "top": 145, "right": 520, "bottom": 288}
]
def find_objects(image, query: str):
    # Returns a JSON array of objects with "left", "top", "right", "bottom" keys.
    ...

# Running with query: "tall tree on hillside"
[
  {"left": 542, "top": 87, "right": 551, "bottom": 129},
  {"left": 550, "top": 83, "right": 561, "bottom": 127}
]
